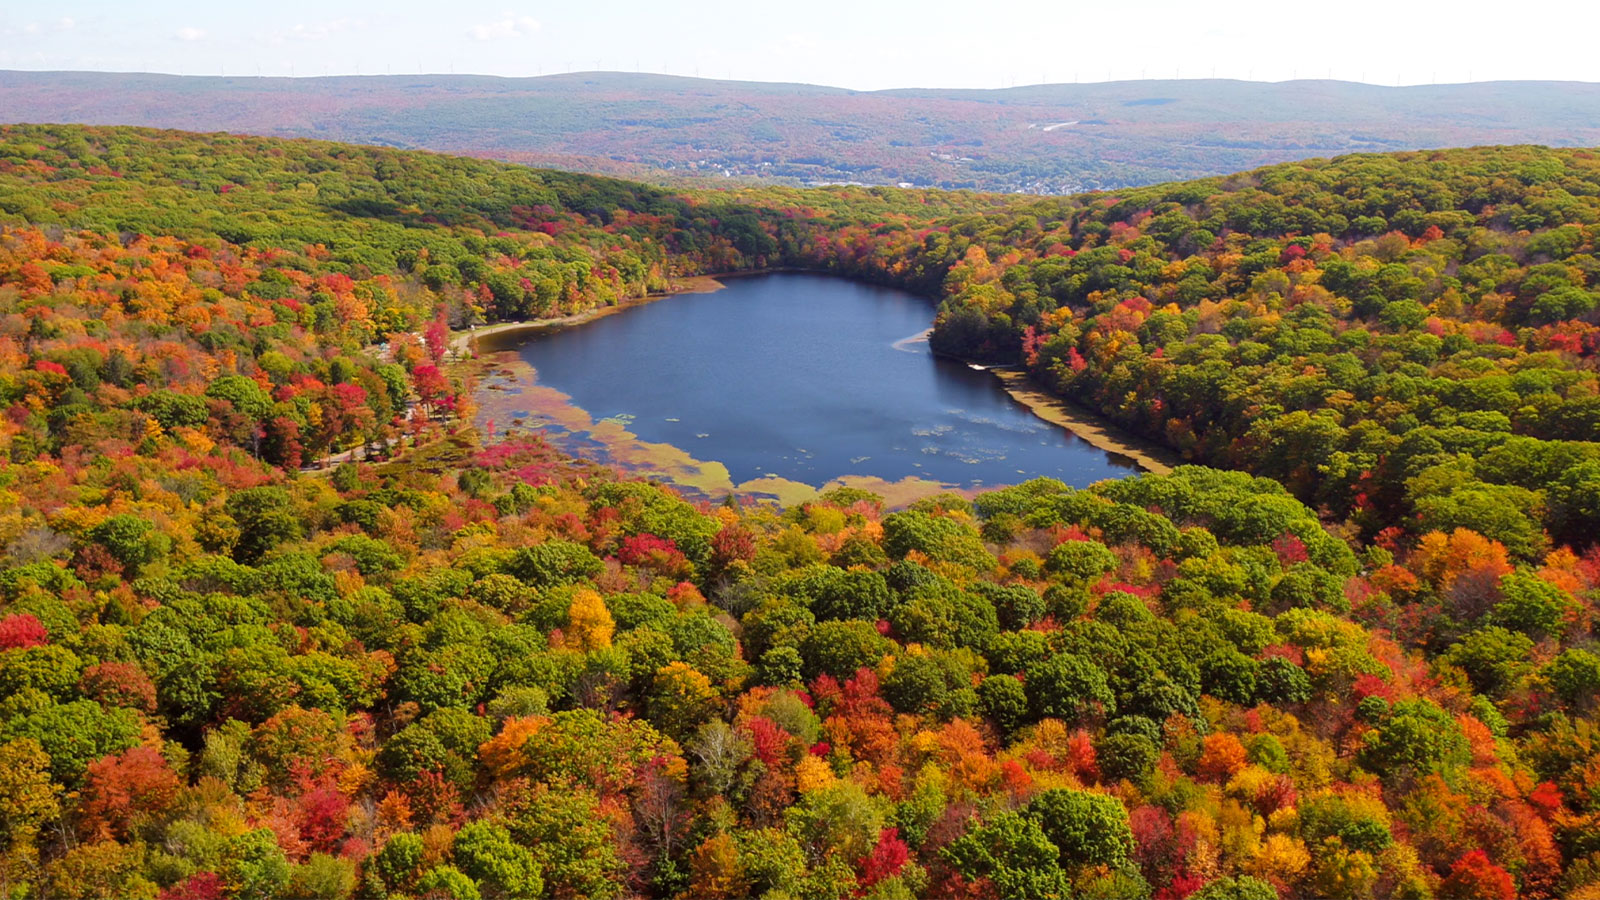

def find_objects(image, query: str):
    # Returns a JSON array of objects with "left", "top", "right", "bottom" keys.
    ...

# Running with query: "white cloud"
[
  {"left": 58, "top": 17, "right": 74, "bottom": 30},
  {"left": 467, "top": 15, "right": 540, "bottom": 41},
  {"left": 175, "top": 26, "right": 205, "bottom": 41}
]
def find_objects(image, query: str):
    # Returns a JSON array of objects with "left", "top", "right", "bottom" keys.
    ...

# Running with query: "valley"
[
  {"left": 0, "top": 121, "right": 1597, "bottom": 900},
  {"left": 6, "top": 70, "right": 1600, "bottom": 193}
]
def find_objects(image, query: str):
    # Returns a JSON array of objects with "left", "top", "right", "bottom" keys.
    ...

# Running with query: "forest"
[
  {"left": 906, "top": 146, "right": 1600, "bottom": 557},
  {"left": 1, "top": 124, "right": 1599, "bottom": 900}
]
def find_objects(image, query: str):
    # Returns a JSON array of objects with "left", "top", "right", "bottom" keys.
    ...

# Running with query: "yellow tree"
[
  {"left": 681, "top": 834, "right": 749, "bottom": 900},
  {"left": 478, "top": 716, "right": 550, "bottom": 780},
  {"left": 567, "top": 589, "right": 615, "bottom": 651},
  {"left": 648, "top": 663, "right": 720, "bottom": 741},
  {"left": 0, "top": 739, "right": 60, "bottom": 896}
]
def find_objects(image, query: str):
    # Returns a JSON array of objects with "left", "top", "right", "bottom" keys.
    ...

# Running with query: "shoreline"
[
  {"left": 989, "top": 369, "right": 1181, "bottom": 476},
  {"left": 452, "top": 265, "right": 918, "bottom": 357},
  {"left": 459, "top": 269, "right": 1182, "bottom": 484},
  {"left": 451, "top": 273, "right": 730, "bottom": 357}
]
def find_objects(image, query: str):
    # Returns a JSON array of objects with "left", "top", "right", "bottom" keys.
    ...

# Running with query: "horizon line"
[{"left": 4, "top": 67, "right": 1599, "bottom": 93}]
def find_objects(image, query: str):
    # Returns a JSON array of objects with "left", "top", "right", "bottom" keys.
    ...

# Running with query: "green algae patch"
[{"left": 474, "top": 350, "right": 972, "bottom": 508}]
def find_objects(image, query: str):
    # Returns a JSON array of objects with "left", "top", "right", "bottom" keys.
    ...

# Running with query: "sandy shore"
[{"left": 990, "top": 369, "right": 1180, "bottom": 475}]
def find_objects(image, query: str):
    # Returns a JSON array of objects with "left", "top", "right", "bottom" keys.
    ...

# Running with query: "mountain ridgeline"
[
  {"left": 1, "top": 125, "right": 1600, "bottom": 900},
  {"left": 4, "top": 70, "right": 1600, "bottom": 193}
]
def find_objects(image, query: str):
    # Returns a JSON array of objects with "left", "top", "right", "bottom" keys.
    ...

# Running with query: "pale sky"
[{"left": 1, "top": 0, "right": 1594, "bottom": 91}]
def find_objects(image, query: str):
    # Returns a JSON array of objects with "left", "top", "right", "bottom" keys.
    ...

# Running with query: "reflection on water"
[{"left": 485, "top": 273, "right": 1139, "bottom": 498}]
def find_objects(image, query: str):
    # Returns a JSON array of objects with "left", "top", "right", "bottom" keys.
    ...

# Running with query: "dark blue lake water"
[{"left": 496, "top": 273, "right": 1138, "bottom": 496}]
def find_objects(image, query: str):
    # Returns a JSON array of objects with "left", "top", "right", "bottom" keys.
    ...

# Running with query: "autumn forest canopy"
[{"left": 2, "top": 124, "right": 1600, "bottom": 900}]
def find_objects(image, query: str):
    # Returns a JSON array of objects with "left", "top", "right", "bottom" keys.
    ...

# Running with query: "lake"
[{"left": 475, "top": 273, "right": 1142, "bottom": 505}]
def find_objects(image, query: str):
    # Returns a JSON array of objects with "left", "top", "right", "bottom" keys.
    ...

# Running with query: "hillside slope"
[
  {"left": 891, "top": 145, "right": 1600, "bottom": 555},
  {"left": 4, "top": 70, "right": 1600, "bottom": 192}
]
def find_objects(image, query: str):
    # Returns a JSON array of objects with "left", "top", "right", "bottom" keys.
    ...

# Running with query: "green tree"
[
  {"left": 735, "top": 828, "right": 807, "bottom": 898},
  {"left": 1190, "top": 875, "right": 1278, "bottom": 900},
  {"left": 1489, "top": 571, "right": 1575, "bottom": 639},
  {"left": 1256, "top": 656, "right": 1312, "bottom": 704},
  {"left": 369, "top": 832, "right": 424, "bottom": 895},
  {"left": 798, "top": 568, "right": 894, "bottom": 622},
  {"left": 206, "top": 374, "right": 274, "bottom": 420},
  {"left": 1026, "top": 653, "right": 1115, "bottom": 723},
  {"left": 881, "top": 510, "right": 994, "bottom": 570},
  {"left": 1097, "top": 732, "right": 1159, "bottom": 783},
  {"left": 221, "top": 828, "right": 292, "bottom": 900},
  {"left": 1200, "top": 648, "right": 1259, "bottom": 705},
  {"left": 786, "top": 781, "right": 885, "bottom": 863},
  {"left": 801, "top": 620, "right": 895, "bottom": 680},
  {"left": 87, "top": 514, "right": 169, "bottom": 574},
  {"left": 457, "top": 819, "right": 544, "bottom": 896},
  {"left": 224, "top": 486, "right": 303, "bottom": 564},
  {"left": 508, "top": 541, "right": 604, "bottom": 586},
  {"left": 1299, "top": 793, "right": 1393, "bottom": 854},
  {"left": 1546, "top": 648, "right": 1600, "bottom": 708},
  {"left": 1269, "top": 563, "right": 1348, "bottom": 614},
  {"left": 2, "top": 699, "right": 141, "bottom": 785},
  {"left": 1412, "top": 482, "right": 1546, "bottom": 560},
  {"left": 505, "top": 781, "right": 626, "bottom": 900},
  {"left": 1442, "top": 626, "right": 1534, "bottom": 695},
  {"left": 288, "top": 854, "right": 356, "bottom": 900},
  {"left": 1026, "top": 788, "right": 1135, "bottom": 871},
  {"left": 417, "top": 866, "right": 481, "bottom": 900},
  {"left": 1044, "top": 540, "right": 1117, "bottom": 581},
  {"left": 1358, "top": 698, "right": 1470, "bottom": 780},
  {"left": 942, "top": 810, "right": 1070, "bottom": 900},
  {"left": 0, "top": 644, "right": 82, "bottom": 699},
  {"left": 978, "top": 673, "right": 1028, "bottom": 736}
]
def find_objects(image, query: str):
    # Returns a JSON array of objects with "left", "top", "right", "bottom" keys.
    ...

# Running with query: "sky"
[{"left": 1, "top": 0, "right": 1595, "bottom": 91}]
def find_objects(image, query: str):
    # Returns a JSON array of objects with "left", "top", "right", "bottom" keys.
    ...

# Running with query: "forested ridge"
[
  {"left": 905, "top": 146, "right": 1600, "bottom": 556},
  {"left": 7, "top": 71, "right": 1600, "bottom": 194},
  {"left": 1, "top": 125, "right": 1599, "bottom": 900}
]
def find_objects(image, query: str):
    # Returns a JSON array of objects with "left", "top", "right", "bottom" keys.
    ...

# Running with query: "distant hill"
[{"left": 3, "top": 70, "right": 1600, "bottom": 192}]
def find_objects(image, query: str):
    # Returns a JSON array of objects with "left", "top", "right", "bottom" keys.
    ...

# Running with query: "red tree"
[
  {"left": 159, "top": 872, "right": 224, "bottom": 900},
  {"left": 423, "top": 315, "right": 450, "bottom": 365},
  {"left": 0, "top": 613, "right": 49, "bottom": 649},
  {"left": 857, "top": 827, "right": 911, "bottom": 888},
  {"left": 80, "top": 745, "right": 181, "bottom": 840},
  {"left": 711, "top": 523, "right": 756, "bottom": 567},
  {"left": 79, "top": 661, "right": 158, "bottom": 712},
  {"left": 296, "top": 783, "right": 351, "bottom": 854},
  {"left": 411, "top": 365, "right": 451, "bottom": 416},
  {"left": 263, "top": 416, "right": 305, "bottom": 470},
  {"left": 1438, "top": 850, "right": 1515, "bottom": 900}
]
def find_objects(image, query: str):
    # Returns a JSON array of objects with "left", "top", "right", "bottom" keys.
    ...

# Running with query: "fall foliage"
[{"left": 0, "top": 125, "right": 1598, "bottom": 899}]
